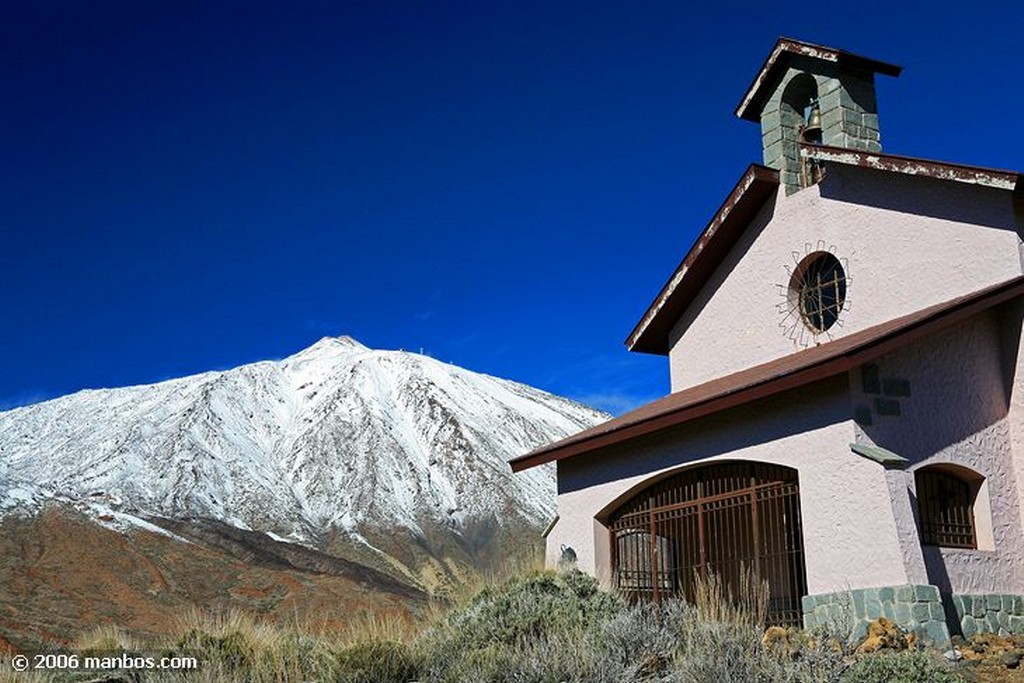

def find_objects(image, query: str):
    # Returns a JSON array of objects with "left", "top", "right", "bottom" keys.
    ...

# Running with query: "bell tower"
[{"left": 736, "top": 38, "right": 902, "bottom": 194}]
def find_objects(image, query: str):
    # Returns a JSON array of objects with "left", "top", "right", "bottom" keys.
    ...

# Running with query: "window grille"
[
  {"left": 608, "top": 462, "right": 807, "bottom": 626},
  {"left": 794, "top": 252, "right": 846, "bottom": 332},
  {"left": 916, "top": 468, "right": 977, "bottom": 549}
]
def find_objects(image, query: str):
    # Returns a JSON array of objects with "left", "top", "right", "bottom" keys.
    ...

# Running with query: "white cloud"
[{"left": 571, "top": 391, "right": 658, "bottom": 416}]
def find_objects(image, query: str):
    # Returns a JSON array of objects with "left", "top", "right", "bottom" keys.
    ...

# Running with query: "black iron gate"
[{"left": 608, "top": 461, "right": 807, "bottom": 626}]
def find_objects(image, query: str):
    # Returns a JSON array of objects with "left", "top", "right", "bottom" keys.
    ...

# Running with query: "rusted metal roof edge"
[
  {"left": 511, "top": 277, "right": 1024, "bottom": 472},
  {"left": 801, "top": 144, "right": 1022, "bottom": 190},
  {"left": 735, "top": 39, "right": 792, "bottom": 122},
  {"left": 628, "top": 147, "right": 1020, "bottom": 356},
  {"left": 625, "top": 164, "right": 780, "bottom": 355},
  {"left": 736, "top": 37, "right": 902, "bottom": 123}
]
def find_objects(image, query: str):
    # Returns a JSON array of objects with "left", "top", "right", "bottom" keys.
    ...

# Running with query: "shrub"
[
  {"left": 672, "top": 617, "right": 774, "bottom": 682},
  {"left": 839, "top": 650, "right": 963, "bottom": 683},
  {"left": 72, "top": 624, "right": 140, "bottom": 655},
  {"left": 416, "top": 569, "right": 624, "bottom": 682},
  {"left": 431, "top": 569, "right": 623, "bottom": 649},
  {"left": 167, "top": 611, "right": 338, "bottom": 682},
  {"left": 175, "top": 628, "right": 256, "bottom": 672},
  {"left": 51, "top": 571, "right": 970, "bottom": 683},
  {"left": 590, "top": 599, "right": 689, "bottom": 681},
  {"left": 334, "top": 639, "right": 418, "bottom": 683}
]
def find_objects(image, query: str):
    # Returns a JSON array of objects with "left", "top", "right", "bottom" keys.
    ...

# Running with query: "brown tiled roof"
[
  {"left": 511, "top": 277, "right": 1024, "bottom": 472},
  {"left": 736, "top": 38, "right": 902, "bottom": 123}
]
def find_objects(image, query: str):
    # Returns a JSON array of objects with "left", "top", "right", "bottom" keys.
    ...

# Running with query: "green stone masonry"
[
  {"left": 759, "top": 59, "right": 883, "bottom": 194},
  {"left": 802, "top": 584, "right": 950, "bottom": 646},
  {"left": 952, "top": 593, "right": 1024, "bottom": 637},
  {"left": 848, "top": 442, "right": 908, "bottom": 468}
]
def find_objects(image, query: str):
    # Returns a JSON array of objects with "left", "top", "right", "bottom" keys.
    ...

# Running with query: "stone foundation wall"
[
  {"left": 802, "top": 584, "right": 950, "bottom": 645},
  {"left": 952, "top": 594, "right": 1024, "bottom": 637}
]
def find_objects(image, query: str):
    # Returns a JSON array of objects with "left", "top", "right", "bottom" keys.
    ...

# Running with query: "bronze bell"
[{"left": 802, "top": 103, "right": 822, "bottom": 143}]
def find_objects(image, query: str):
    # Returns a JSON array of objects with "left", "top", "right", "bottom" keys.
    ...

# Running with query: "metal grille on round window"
[{"left": 793, "top": 252, "right": 846, "bottom": 333}]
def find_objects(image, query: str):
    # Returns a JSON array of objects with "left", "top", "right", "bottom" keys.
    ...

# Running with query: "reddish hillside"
[{"left": 0, "top": 507, "right": 425, "bottom": 652}]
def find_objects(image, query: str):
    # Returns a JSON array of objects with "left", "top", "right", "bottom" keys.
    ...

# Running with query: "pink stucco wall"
[
  {"left": 548, "top": 377, "right": 921, "bottom": 596},
  {"left": 667, "top": 165, "right": 1022, "bottom": 393},
  {"left": 854, "top": 309, "right": 1024, "bottom": 595},
  {"left": 550, "top": 309, "right": 1024, "bottom": 600},
  {"left": 1005, "top": 299, "right": 1024, "bottom": 569},
  {"left": 548, "top": 164, "right": 1024, "bottom": 602}
]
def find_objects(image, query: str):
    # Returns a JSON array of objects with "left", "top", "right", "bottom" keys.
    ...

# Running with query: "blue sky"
[{"left": 2, "top": 1, "right": 1022, "bottom": 415}]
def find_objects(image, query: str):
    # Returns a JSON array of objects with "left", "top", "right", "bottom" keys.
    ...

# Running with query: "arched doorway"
[{"left": 607, "top": 461, "right": 807, "bottom": 625}]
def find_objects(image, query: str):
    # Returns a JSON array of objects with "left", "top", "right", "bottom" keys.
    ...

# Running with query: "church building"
[{"left": 510, "top": 38, "right": 1024, "bottom": 643}]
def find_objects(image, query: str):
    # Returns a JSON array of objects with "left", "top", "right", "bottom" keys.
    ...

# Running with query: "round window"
[{"left": 791, "top": 252, "right": 846, "bottom": 333}]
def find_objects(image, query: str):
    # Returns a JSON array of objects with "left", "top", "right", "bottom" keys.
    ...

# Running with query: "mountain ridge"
[{"left": 0, "top": 336, "right": 608, "bottom": 546}]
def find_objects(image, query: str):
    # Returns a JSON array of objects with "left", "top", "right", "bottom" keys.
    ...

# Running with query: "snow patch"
[{"left": 0, "top": 337, "right": 609, "bottom": 542}]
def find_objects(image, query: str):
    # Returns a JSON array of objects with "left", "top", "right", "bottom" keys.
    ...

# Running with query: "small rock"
[
  {"left": 762, "top": 626, "right": 789, "bottom": 650},
  {"left": 1002, "top": 651, "right": 1022, "bottom": 669},
  {"left": 855, "top": 617, "right": 909, "bottom": 654},
  {"left": 943, "top": 649, "right": 963, "bottom": 661}
]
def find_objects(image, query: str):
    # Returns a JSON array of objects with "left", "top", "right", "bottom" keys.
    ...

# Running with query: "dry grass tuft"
[
  {"left": 691, "top": 566, "right": 769, "bottom": 626},
  {"left": 339, "top": 611, "right": 419, "bottom": 647},
  {"left": 72, "top": 623, "right": 142, "bottom": 654}
]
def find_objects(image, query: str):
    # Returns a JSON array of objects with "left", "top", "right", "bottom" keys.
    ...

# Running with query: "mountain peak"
[
  {"left": 313, "top": 335, "right": 368, "bottom": 351},
  {"left": 285, "top": 336, "right": 370, "bottom": 363},
  {"left": 0, "top": 335, "right": 609, "bottom": 540}
]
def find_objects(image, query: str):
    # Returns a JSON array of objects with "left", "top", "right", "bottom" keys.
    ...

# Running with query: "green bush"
[
  {"left": 591, "top": 599, "right": 688, "bottom": 680},
  {"left": 434, "top": 569, "right": 624, "bottom": 648},
  {"left": 168, "top": 624, "right": 338, "bottom": 682},
  {"left": 334, "top": 639, "right": 419, "bottom": 683},
  {"left": 839, "top": 650, "right": 963, "bottom": 683},
  {"left": 416, "top": 569, "right": 624, "bottom": 682},
  {"left": 175, "top": 628, "right": 255, "bottom": 672},
  {"left": 415, "top": 571, "right": 851, "bottom": 683},
  {"left": 85, "top": 571, "right": 971, "bottom": 683}
]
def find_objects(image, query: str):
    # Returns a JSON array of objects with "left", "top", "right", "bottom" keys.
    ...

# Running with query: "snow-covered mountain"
[{"left": 0, "top": 336, "right": 608, "bottom": 543}]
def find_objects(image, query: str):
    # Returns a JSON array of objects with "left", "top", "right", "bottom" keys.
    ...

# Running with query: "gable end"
[{"left": 626, "top": 164, "right": 779, "bottom": 355}]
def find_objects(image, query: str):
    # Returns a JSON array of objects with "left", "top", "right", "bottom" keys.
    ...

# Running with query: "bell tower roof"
[
  {"left": 736, "top": 38, "right": 902, "bottom": 194},
  {"left": 736, "top": 38, "right": 902, "bottom": 123}
]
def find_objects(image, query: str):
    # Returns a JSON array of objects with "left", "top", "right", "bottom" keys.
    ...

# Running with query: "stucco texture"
[
  {"left": 546, "top": 161, "right": 1024, "bottom": 622},
  {"left": 549, "top": 376, "right": 919, "bottom": 596},
  {"left": 855, "top": 309, "right": 1024, "bottom": 595},
  {"left": 667, "top": 164, "right": 1021, "bottom": 393}
]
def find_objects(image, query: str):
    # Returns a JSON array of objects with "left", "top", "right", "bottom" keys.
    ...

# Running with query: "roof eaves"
[
  {"left": 736, "top": 38, "right": 902, "bottom": 123},
  {"left": 512, "top": 276, "right": 1024, "bottom": 472},
  {"left": 625, "top": 164, "right": 779, "bottom": 355},
  {"left": 801, "top": 144, "right": 1021, "bottom": 190}
]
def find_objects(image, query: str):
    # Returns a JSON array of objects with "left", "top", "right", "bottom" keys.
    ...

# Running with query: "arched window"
[
  {"left": 915, "top": 466, "right": 980, "bottom": 549},
  {"left": 607, "top": 461, "right": 807, "bottom": 626}
]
